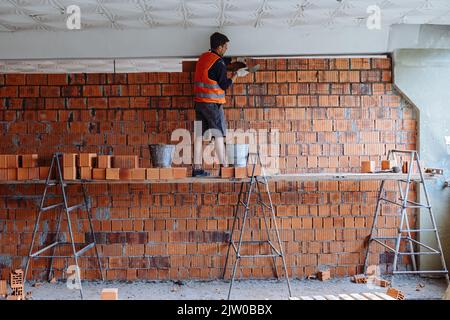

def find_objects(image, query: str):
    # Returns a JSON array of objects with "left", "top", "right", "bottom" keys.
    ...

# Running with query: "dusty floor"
[{"left": 24, "top": 275, "right": 447, "bottom": 300}]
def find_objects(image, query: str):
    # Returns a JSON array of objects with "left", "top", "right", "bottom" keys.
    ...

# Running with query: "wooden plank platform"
[
  {"left": 0, "top": 173, "right": 435, "bottom": 185},
  {"left": 292, "top": 292, "right": 398, "bottom": 300}
]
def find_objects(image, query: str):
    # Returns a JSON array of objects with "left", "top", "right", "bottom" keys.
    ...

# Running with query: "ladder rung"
[
  {"left": 237, "top": 254, "right": 280, "bottom": 258},
  {"left": 401, "top": 199, "right": 431, "bottom": 208},
  {"left": 379, "top": 198, "right": 425, "bottom": 209},
  {"left": 30, "top": 241, "right": 59, "bottom": 257},
  {"left": 47, "top": 181, "right": 67, "bottom": 187},
  {"left": 257, "top": 200, "right": 271, "bottom": 209},
  {"left": 238, "top": 200, "right": 249, "bottom": 209},
  {"left": 75, "top": 242, "right": 95, "bottom": 257},
  {"left": 66, "top": 204, "right": 84, "bottom": 213},
  {"left": 400, "top": 229, "right": 436, "bottom": 232},
  {"left": 40, "top": 202, "right": 64, "bottom": 212},
  {"left": 393, "top": 270, "right": 448, "bottom": 274},
  {"left": 397, "top": 251, "right": 441, "bottom": 255}
]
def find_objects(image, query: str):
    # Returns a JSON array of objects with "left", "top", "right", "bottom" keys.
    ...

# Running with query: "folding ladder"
[
  {"left": 222, "top": 151, "right": 292, "bottom": 299},
  {"left": 24, "top": 152, "right": 104, "bottom": 299},
  {"left": 364, "top": 150, "right": 448, "bottom": 283}
]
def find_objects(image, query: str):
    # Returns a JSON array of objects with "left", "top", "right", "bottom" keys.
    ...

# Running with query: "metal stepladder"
[
  {"left": 24, "top": 152, "right": 104, "bottom": 299},
  {"left": 222, "top": 151, "right": 292, "bottom": 300},
  {"left": 363, "top": 150, "right": 449, "bottom": 283}
]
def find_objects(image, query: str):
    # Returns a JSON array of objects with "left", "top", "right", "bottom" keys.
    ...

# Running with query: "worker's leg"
[
  {"left": 214, "top": 136, "right": 228, "bottom": 167},
  {"left": 193, "top": 131, "right": 203, "bottom": 170}
]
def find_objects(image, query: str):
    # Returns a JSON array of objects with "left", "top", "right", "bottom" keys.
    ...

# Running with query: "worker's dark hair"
[{"left": 210, "top": 32, "right": 229, "bottom": 50}]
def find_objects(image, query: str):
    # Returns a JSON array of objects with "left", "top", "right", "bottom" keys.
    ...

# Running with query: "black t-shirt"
[{"left": 207, "top": 50, "right": 233, "bottom": 91}]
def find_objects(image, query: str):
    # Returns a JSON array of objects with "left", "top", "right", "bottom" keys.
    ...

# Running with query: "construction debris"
[
  {"left": 416, "top": 283, "right": 425, "bottom": 291},
  {"left": 351, "top": 274, "right": 367, "bottom": 284},
  {"left": 9, "top": 269, "right": 24, "bottom": 300},
  {"left": 373, "top": 277, "right": 391, "bottom": 288},
  {"left": 306, "top": 274, "right": 317, "bottom": 280},
  {"left": 101, "top": 288, "right": 119, "bottom": 300},
  {"left": 317, "top": 270, "right": 331, "bottom": 281},
  {"left": 386, "top": 287, "right": 405, "bottom": 300},
  {"left": 32, "top": 282, "right": 43, "bottom": 288},
  {"left": 0, "top": 279, "right": 7, "bottom": 297},
  {"left": 50, "top": 277, "right": 57, "bottom": 284}
]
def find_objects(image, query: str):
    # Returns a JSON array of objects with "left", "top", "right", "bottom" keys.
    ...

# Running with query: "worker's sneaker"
[{"left": 192, "top": 169, "right": 210, "bottom": 177}]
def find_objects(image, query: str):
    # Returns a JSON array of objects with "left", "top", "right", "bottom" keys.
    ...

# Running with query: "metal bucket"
[
  {"left": 149, "top": 144, "right": 175, "bottom": 168},
  {"left": 226, "top": 144, "right": 249, "bottom": 167}
]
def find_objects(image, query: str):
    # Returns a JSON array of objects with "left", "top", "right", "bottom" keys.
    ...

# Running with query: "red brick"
[
  {"left": 98, "top": 155, "right": 112, "bottom": 168},
  {"left": 5, "top": 74, "right": 25, "bottom": 85},
  {"left": 276, "top": 71, "right": 297, "bottom": 82},
  {"left": 255, "top": 72, "right": 275, "bottom": 83},
  {"left": 106, "top": 168, "right": 120, "bottom": 180},
  {"left": 39, "top": 167, "right": 50, "bottom": 179},
  {"left": 160, "top": 168, "right": 173, "bottom": 179},
  {"left": 339, "top": 71, "right": 360, "bottom": 83},
  {"left": 7, "top": 168, "right": 17, "bottom": 180},
  {"left": 21, "top": 154, "right": 38, "bottom": 168},
  {"left": 78, "top": 153, "right": 97, "bottom": 167},
  {"left": 28, "top": 167, "right": 39, "bottom": 180},
  {"left": 6, "top": 155, "right": 19, "bottom": 168},
  {"left": 113, "top": 155, "right": 139, "bottom": 169},
  {"left": 146, "top": 168, "right": 160, "bottom": 180},
  {"left": 318, "top": 71, "right": 339, "bottom": 83},
  {"left": 131, "top": 168, "right": 146, "bottom": 180},
  {"left": 17, "top": 168, "right": 28, "bottom": 180},
  {"left": 173, "top": 167, "right": 187, "bottom": 179},
  {"left": 221, "top": 167, "right": 234, "bottom": 178},
  {"left": 297, "top": 71, "right": 318, "bottom": 82},
  {"left": 109, "top": 97, "right": 129, "bottom": 108},
  {"left": 63, "top": 166, "right": 77, "bottom": 180},
  {"left": 234, "top": 167, "right": 247, "bottom": 179},
  {"left": 350, "top": 58, "right": 371, "bottom": 70},
  {"left": 62, "top": 153, "right": 77, "bottom": 167},
  {"left": 92, "top": 168, "right": 106, "bottom": 180},
  {"left": 80, "top": 167, "right": 92, "bottom": 179}
]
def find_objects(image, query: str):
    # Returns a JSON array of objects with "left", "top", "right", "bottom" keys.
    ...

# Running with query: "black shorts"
[{"left": 195, "top": 102, "right": 227, "bottom": 138}]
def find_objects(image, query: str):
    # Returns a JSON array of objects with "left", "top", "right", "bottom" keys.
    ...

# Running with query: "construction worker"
[{"left": 192, "top": 32, "right": 248, "bottom": 177}]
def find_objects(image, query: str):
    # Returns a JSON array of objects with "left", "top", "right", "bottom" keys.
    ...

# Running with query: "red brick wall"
[{"left": 0, "top": 57, "right": 417, "bottom": 281}]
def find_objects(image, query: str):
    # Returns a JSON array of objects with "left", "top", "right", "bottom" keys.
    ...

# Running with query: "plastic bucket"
[
  {"left": 226, "top": 144, "right": 249, "bottom": 167},
  {"left": 149, "top": 144, "right": 175, "bottom": 168}
]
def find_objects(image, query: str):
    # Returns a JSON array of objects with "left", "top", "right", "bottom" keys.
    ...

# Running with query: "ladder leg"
[
  {"left": 228, "top": 178, "right": 254, "bottom": 300},
  {"left": 403, "top": 210, "right": 418, "bottom": 271},
  {"left": 415, "top": 153, "right": 449, "bottom": 284},
  {"left": 393, "top": 152, "right": 414, "bottom": 273},
  {"left": 55, "top": 153, "right": 84, "bottom": 299},
  {"left": 25, "top": 155, "right": 56, "bottom": 282},
  {"left": 395, "top": 156, "right": 417, "bottom": 272},
  {"left": 82, "top": 183, "right": 104, "bottom": 281},
  {"left": 24, "top": 210, "right": 43, "bottom": 282},
  {"left": 256, "top": 180, "right": 279, "bottom": 278},
  {"left": 47, "top": 207, "right": 63, "bottom": 281},
  {"left": 222, "top": 181, "right": 245, "bottom": 279},
  {"left": 262, "top": 173, "right": 292, "bottom": 297},
  {"left": 364, "top": 180, "right": 385, "bottom": 274}
]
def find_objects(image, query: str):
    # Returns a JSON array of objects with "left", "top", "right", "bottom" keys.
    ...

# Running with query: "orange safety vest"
[{"left": 193, "top": 51, "right": 226, "bottom": 104}]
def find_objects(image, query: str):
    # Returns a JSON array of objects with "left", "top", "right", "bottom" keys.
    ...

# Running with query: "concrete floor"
[{"left": 24, "top": 275, "right": 447, "bottom": 300}]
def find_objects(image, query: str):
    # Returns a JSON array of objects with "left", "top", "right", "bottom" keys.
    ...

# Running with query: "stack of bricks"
[
  {"left": 221, "top": 164, "right": 262, "bottom": 179},
  {"left": 18, "top": 154, "right": 39, "bottom": 180},
  {"left": 63, "top": 153, "right": 78, "bottom": 180},
  {"left": 0, "top": 155, "right": 19, "bottom": 180},
  {"left": 0, "top": 57, "right": 418, "bottom": 281},
  {"left": 79, "top": 153, "right": 97, "bottom": 179},
  {"left": 93, "top": 155, "right": 112, "bottom": 180},
  {"left": 8, "top": 269, "right": 24, "bottom": 300}
]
